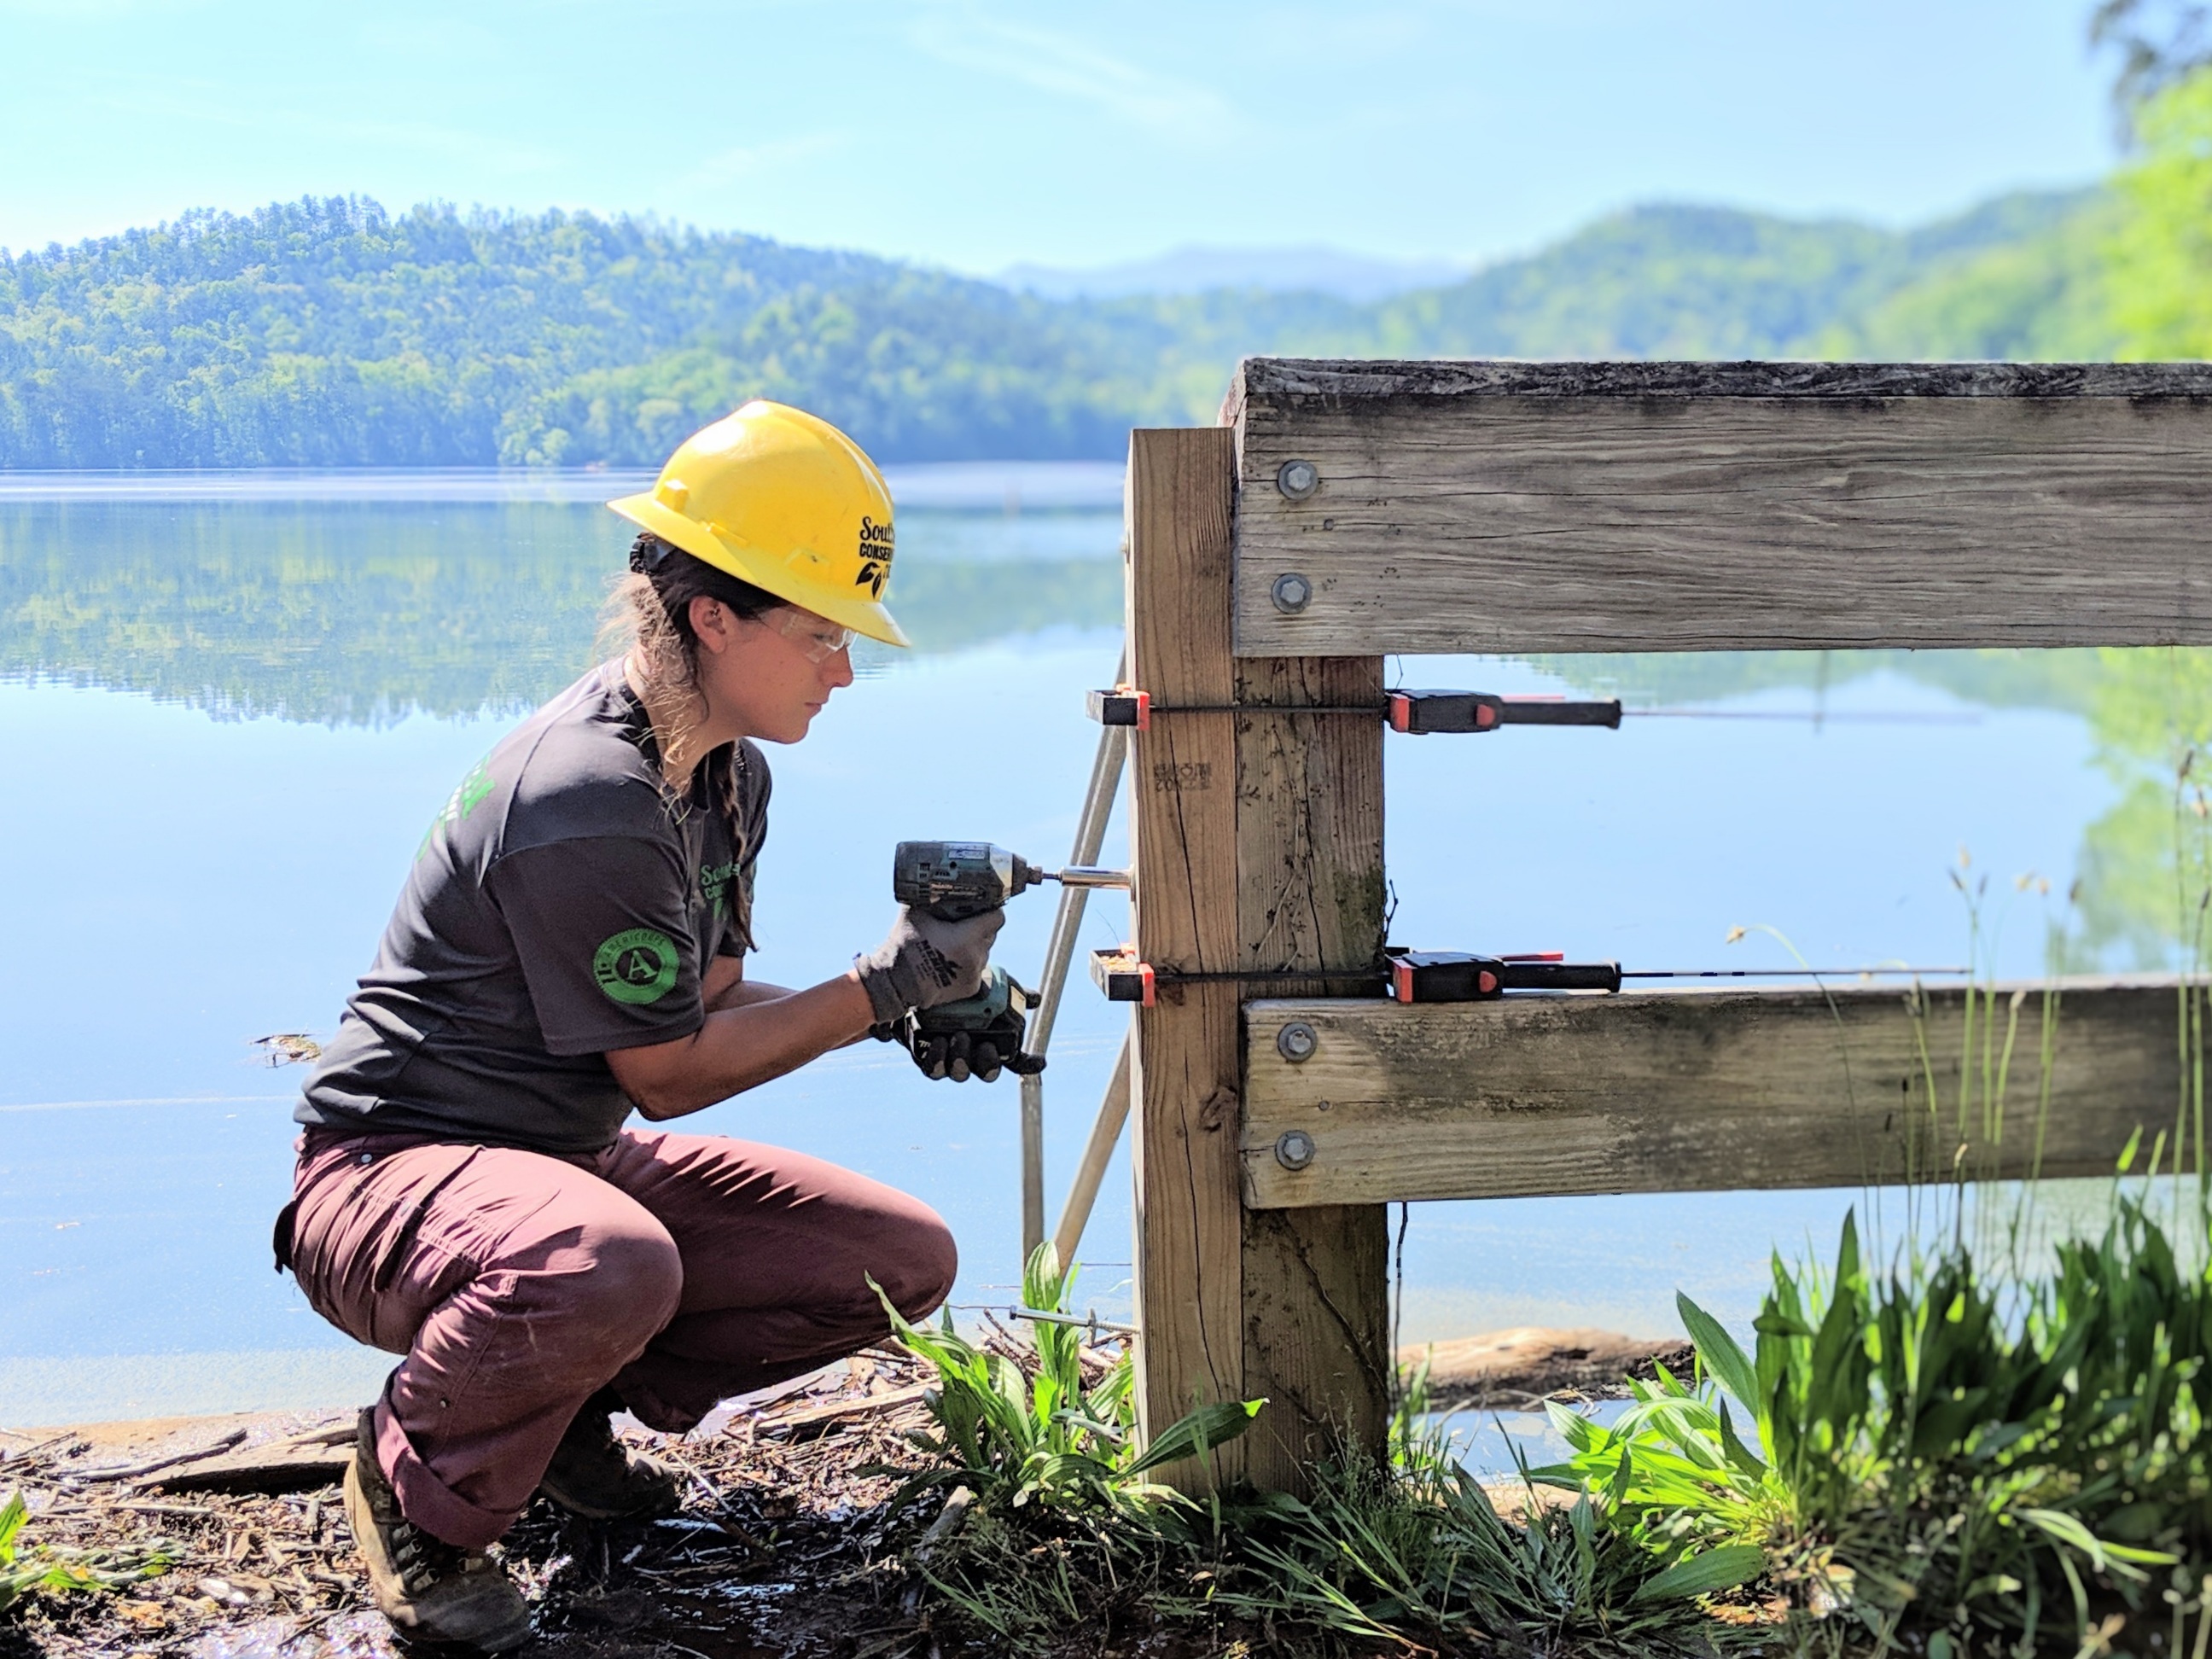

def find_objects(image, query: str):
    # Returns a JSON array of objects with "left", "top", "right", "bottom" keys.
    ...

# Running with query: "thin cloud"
[
  {"left": 906, "top": 6, "right": 1236, "bottom": 142},
  {"left": 683, "top": 132, "right": 851, "bottom": 191},
  {"left": 0, "top": 0, "right": 204, "bottom": 15},
  {"left": 84, "top": 82, "right": 556, "bottom": 176}
]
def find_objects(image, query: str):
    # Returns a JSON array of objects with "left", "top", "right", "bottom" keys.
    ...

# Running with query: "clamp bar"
[
  {"left": 1091, "top": 946, "right": 1975, "bottom": 1007},
  {"left": 1086, "top": 686, "right": 1381, "bottom": 731},
  {"left": 1086, "top": 685, "right": 1622, "bottom": 733},
  {"left": 1089, "top": 948, "right": 1388, "bottom": 1007}
]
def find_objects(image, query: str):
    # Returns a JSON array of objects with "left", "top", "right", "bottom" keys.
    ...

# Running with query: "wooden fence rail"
[
  {"left": 1225, "top": 359, "right": 2212, "bottom": 658},
  {"left": 1240, "top": 980, "right": 2192, "bottom": 1209}
]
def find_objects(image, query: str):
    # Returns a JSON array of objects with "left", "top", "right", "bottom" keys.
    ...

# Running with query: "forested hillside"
[{"left": 0, "top": 185, "right": 2122, "bottom": 469}]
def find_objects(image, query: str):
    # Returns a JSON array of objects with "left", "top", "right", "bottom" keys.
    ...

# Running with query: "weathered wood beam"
[
  {"left": 1241, "top": 979, "right": 2194, "bottom": 1208},
  {"left": 1126, "top": 428, "right": 1247, "bottom": 1486},
  {"left": 1225, "top": 358, "right": 2212, "bottom": 659},
  {"left": 1235, "top": 655, "right": 1390, "bottom": 1485}
]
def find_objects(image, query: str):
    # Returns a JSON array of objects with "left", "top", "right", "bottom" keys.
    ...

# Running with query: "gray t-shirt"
[{"left": 297, "top": 661, "right": 769, "bottom": 1154}]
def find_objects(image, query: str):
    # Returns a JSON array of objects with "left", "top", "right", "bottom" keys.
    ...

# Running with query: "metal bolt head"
[
  {"left": 1276, "top": 1021, "right": 1318, "bottom": 1063},
  {"left": 1274, "top": 1129, "right": 1317, "bottom": 1171},
  {"left": 1271, "top": 572, "right": 1313, "bottom": 614},
  {"left": 1276, "top": 458, "right": 1320, "bottom": 500}
]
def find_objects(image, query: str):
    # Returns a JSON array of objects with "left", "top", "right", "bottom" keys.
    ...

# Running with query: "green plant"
[
  {"left": 1537, "top": 1198, "right": 2212, "bottom": 1652},
  {"left": 0, "top": 1491, "right": 169, "bottom": 1612},
  {"left": 874, "top": 1244, "right": 1261, "bottom": 1518},
  {"left": 871, "top": 1249, "right": 1266, "bottom": 1651},
  {"left": 885, "top": 1258, "right": 1770, "bottom": 1653},
  {"left": 1202, "top": 1448, "right": 1760, "bottom": 1656}
]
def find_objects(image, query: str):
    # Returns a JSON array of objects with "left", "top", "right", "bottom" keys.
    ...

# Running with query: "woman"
[{"left": 276, "top": 402, "right": 1000, "bottom": 1650}]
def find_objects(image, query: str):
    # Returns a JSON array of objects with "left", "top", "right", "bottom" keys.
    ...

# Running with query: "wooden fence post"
[
  {"left": 1126, "top": 425, "right": 1392, "bottom": 1488},
  {"left": 1126, "top": 428, "right": 1247, "bottom": 1483},
  {"left": 1236, "top": 655, "right": 1391, "bottom": 1486}
]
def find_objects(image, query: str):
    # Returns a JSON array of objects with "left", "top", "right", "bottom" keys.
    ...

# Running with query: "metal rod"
[
  {"left": 1052, "top": 1029, "right": 1131, "bottom": 1272},
  {"left": 1020, "top": 1079, "right": 1045, "bottom": 1265},
  {"left": 1622, "top": 966, "right": 1972, "bottom": 979},
  {"left": 1048, "top": 865, "right": 1132, "bottom": 889},
  {"left": 1632, "top": 710, "right": 1982, "bottom": 725},
  {"left": 1020, "top": 654, "right": 1130, "bottom": 1263},
  {"left": 1145, "top": 967, "right": 1388, "bottom": 987},
  {"left": 1132, "top": 703, "right": 1388, "bottom": 716},
  {"left": 1126, "top": 701, "right": 1976, "bottom": 726},
  {"left": 1007, "top": 1306, "right": 1138, "bottom": 1337}
]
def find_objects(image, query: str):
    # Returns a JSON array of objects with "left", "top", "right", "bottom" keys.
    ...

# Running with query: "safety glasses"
[{"left": 762, "top": 608, "right": 856, "bottom": 664}]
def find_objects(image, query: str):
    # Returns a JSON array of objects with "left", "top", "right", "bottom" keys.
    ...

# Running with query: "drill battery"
[{"left": 876, "top": 964, "right": 1045, "bottom": 1082}]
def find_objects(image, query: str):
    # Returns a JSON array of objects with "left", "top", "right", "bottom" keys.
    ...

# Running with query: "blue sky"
[{"left": 0, "top": 0, "right": 2119, "bottom": 272}]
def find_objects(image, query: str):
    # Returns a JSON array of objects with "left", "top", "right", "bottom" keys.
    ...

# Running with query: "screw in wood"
[
  {"left": 1276, "top": 458, "right": 1320, "bottom": 499},
  {"left": 1274, "top": 1129, "right": 1317, "bottom": 1171},
  {"left": 1271, "top": 571, "right": 1313, "bottom": 614},
  {"left": 1276, "top": 1021, "right": 1318, "bottom": 1063}
]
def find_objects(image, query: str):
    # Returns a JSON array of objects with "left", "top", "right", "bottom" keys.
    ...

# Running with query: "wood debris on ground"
[
  {"left": 1400, "top": 1325, "right": 1697, "bottom": 1411},
  {"left": 0, "top": 1324, "right": 1672, "bottom": 1657},
  {"left": 0, "top": 1349, "right": 948, "bottom": 1659}
]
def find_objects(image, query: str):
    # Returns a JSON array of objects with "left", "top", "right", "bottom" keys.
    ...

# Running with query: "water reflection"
[
  {"left": 1528, "top": 648, "right": 2110, "bottom": 716},
  {"left": 1533, "top": 647, "right": 2212, "bottom": 973},
  {"left": 0, "top": 500, "right": 1123, "bottom": 724}
]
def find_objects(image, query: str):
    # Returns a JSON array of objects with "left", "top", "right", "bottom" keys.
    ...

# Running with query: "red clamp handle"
[
  {"left": 1090, "top": 946, "right": 1156, "bottom": 1005},
  {"left": 1086, "top": 685, "right": 1152, "bottom": 731},
  {"left": 1389, "top": 691, "right": 1502, "bottom": 734}
]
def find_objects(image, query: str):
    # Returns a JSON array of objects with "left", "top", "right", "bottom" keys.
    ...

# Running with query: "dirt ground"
[
  {"left": 0, "top": 1351, "right": 963, "bottom": 1659},
  {"left": 0, "top": 1324, "right": 1681, "bottom": 1658}
]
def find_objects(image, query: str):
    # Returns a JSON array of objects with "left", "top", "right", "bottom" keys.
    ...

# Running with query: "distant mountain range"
[
  {"left": 998, "top": 245, "right": 1470, "bottom": 302},
  {"left": 0, "top": 187, "right": 2118, "bottom": 469}
]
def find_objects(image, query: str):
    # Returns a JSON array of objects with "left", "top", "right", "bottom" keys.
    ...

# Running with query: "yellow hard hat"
[{"left": 608, "top": 401, "right": 909, "bottom": 648}]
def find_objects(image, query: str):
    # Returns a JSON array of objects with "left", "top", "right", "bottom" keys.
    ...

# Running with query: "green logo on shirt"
[
  {"left": 593, "top": 928, "right": 679, "bottom": 1005},
  {"left": 418, "top": 755, "right": 498, "bottom": 857},
  {"left": 700, "top": 860, "right": 741, "bottom": 918}
]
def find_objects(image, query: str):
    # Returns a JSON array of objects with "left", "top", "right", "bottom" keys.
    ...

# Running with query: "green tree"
[
  {"left": 2112, "top": 68, "right": 2212, "bottom": 356},
  {"left": 0, "top": 189, "right": 2143, "bottom": 469},
  {"left": 2093, "top": 0, "right": 2212, "bottom": 120}
]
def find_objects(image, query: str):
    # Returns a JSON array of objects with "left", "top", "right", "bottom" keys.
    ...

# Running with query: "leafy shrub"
[
  {"left": 1203, "top": 1445, "right": 1761, "bottom": 1656},
  {"left": 1538, "top": 1199, "right": 2212, "bottom": 1652},
  {"left": 883, "top": 1260, "right": 1749, "bottom": 1655},
  {"left": 874, "top": 1244, "right": 1260, "bottom": 1520}
]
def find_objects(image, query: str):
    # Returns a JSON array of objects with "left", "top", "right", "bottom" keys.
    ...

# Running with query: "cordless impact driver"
[{"left": 877, "top": 841, "right": 1126, "bottom": 1083}]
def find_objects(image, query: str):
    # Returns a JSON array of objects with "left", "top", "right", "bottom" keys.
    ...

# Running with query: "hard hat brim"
[{"left": 608, "top": 491, "right": 913, "bottom": 649}]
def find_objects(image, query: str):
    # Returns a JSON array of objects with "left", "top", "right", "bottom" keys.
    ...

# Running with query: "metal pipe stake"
[
  {"left": 1019, "top": 652, "right": 1130, "bottom": 1262},
  {"left": 1051, "top": 1030, "right": 1132, "bottom": 1272}
]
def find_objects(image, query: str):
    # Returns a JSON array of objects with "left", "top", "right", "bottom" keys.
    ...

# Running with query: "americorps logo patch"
[{"left": 593, "top": 928, "right": 679, "bottom": 1005}]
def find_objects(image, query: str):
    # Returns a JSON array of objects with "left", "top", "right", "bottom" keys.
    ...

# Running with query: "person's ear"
[{"left": 688, "top": 596, "right": 735, "bottom": 657}]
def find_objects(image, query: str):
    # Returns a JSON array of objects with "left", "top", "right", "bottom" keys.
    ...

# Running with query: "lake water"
[{"left": 0, "top": 468, "right": 2197, "bottom": 1435}]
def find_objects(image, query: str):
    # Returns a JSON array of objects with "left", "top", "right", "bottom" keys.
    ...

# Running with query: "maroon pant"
[{"left": 284, "top": 1127, "right": 956, "bottom": 1549}]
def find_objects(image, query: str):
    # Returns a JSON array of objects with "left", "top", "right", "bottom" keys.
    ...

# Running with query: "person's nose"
[{"left": 822, "top": 646, "right": 856, "bottom": 690}]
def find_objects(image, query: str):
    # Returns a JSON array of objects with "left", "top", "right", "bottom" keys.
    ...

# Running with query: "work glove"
[
  {"left": 853, "top": 905, "right": 1005, "bottom": 1025},
  {"left": 903, "top": 1022, "right": 1048, "bottom": 1084}
]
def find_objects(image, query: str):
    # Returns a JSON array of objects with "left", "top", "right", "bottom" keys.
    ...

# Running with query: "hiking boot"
[
  {"left": 342, "top": 1408, "right": 532, "bottom": 1652},
  {"left": 537, "top": 1388, "right": 682, "bottom": 1521}
]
